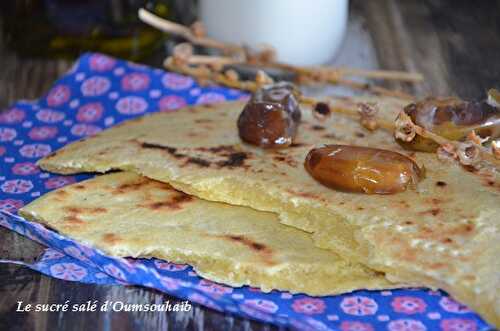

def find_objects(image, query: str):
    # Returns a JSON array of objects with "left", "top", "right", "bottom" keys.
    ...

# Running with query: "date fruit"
[
  {"left": 305, "top": 145, "right": 423, "bottom": 194},
  {"left": 397, "top": 97, "right": 500, "bottom": 152},
  {"left": 238, "top": 82, "right": 301, "bottom": 148}
]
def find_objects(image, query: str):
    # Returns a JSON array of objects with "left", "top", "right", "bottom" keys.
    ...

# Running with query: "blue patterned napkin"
[{"left": 0, "top": 53, "right": 492, "bottom": 331}]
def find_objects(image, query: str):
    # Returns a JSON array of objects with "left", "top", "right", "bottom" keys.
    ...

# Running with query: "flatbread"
[
  {"left": 38, "top": 99, "right": 500, "bottom": 326},
  {"left": 19, "top": 172, "right": 395, "bottom": 295}
]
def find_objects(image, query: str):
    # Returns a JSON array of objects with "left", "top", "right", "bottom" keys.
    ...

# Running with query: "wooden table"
[{"left": 1, "top": 1, "right": 499, "bottom": 330}]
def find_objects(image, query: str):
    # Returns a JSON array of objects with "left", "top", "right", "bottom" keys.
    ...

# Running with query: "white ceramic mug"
[{"left": 199, "top": 0, "right": 348, "bottom": 66}]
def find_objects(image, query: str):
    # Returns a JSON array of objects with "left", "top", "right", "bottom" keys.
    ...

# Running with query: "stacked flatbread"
[
  {"left": 23, "top": 98, "right": 499, "bottom": 326},
  {"left": 20, "top": 172, "right": 394, "bottom": 295}
]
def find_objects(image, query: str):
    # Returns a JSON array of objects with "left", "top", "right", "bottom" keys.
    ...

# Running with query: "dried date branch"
[
  {"left": 394, "top": 111, "right": 416, "bottom": 142},
  {"left": 165, "top": 55, "right": 397, "bottom": 132},
  {"left": 358, "top": 102, "right": 380, "bottom": 131},
  {"left": 171, "top": 51, "right": 415, "bottom": 99},
  {"left": 164, "top": 57, "right": 258, "bottom": 91},
  {"left": 395, "top": 111, "right": 500, "bottom": 169},
  {"left": 139, "top": 8, "right": 422, "bottom": 97},
  {"left": 301, "top": 97, "right": 396, "bottom": 131}
]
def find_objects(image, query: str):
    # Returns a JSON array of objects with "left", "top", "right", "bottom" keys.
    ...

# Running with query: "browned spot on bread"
[
  {"left": 463, "top": 274, "right": 477, "bottom": 281},
  {"left": 273, "top": 156, "right": 289, "bottom": 165},
  {"left": 442, "top": 237, "right": 453, "bottom": 244},
  {"left": 54, "top": 190, "right": 69, "bottom": 198},
  {"left": 97, "top": 149, "right": 110, "bottom": 156},
  {"left": 311, "top": 125, "right": 325, "bottom": 131},
  {"left": 139, "top": 141, "right": 249, "bottom": 169},
  {"left": 224, "top": 235, "right": 275, "bottom": 265},
  {"left": 148, "top": 180, "right": 175, "bottom": 191},
  {"left": 145, "top": 201, "right": 172, "bottom": 210},
  {"left": 398, "top": 200, "right": 410, "bottom": 209},
  {"left": 216, "top": 152, "right": 248, "bottom": 168},
  {"left": 195, "top": 118, "right": 212, "bottom": 124},
  {"left": 463, "top": 224, "right": 474, "bottom": 233},
  {"left": 272, "top": 153, "right": 298, "bottom": 167},
  {"left": 420, "top": 208, "right": 441, "bottom": 217},
  {"left": 425, "top": 197, "right": 448, "bottom": 206},
  {"left": 140, "top": 141, "right": 211, "bottom": 167},
  {"left": 63, "top": 215, "right": 85, "bottom": 225},
  {"left": 286, "top": 189, "right": 319, "bottom": 200},
  {"left": 436, "top": 181, "right": 447, "bottom": 187},
  {"left": 196, "top": 145, "right": 236, "bottom": 154},
  {"left": 197, "top": 146, "right": 251, "bottom": 168},
  {"left": 140, "top": 142, "right": 180, "bottom": 156},
  {"left": 139, "top": 191, "right": 193, "bottom": 211},
  {"left": 355, "top": 132, "right": 366, "bottom": 138},
  {"left": 429, "top": 262, "right": 446, "bottom": 269},
  {"left": 357, "top": 206, "right": 364, "bottom": 211},
  {"left": 63, "top": 206, "right": 107, "bottom": 214},
  {"left": 185, "top": 157, "right": 211, "bottom": 167},
  {"left": 102, "top": 233, "right": 121, "bottom": 244},
  {"left": 323, "top": 133, "right": 337, "bottom": 139},
  {"left": 74, "top": 184, "right": 86, "bottom": 190},
  {"left": 479, "top": 172, "right": 500, "bottom": 191},
  {"left": 414, "top": 222, "right": 476, "bottom": 245},
  {"left": 63, "top": 206, "right": 82, "bottom": 214},
  {"left": 462, "top": 165, "right": 478, "bottom": 173},
  {"left": 397, "top": 245, "right": 417, "bottom": 262},
  {"left": 113, "top": 178, "right": 149, "bottom": 194}
]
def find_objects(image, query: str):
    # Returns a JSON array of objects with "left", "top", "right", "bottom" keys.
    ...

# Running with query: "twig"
[
  {"left": 138, "top": 8, "right": 241, "bottom": 53},
  {"left": 174, "top": 54, "right": 415, "bottom": 100},
  {"left": 395, "top": 111, "right": 500, "bottom": 169},
  {"left": 300, "top": 96, "right": 396, "bottom": 131},
  {"left": 188, "top": 55, "right": 242, "bottom": 66},
  {"left": 139, "top": 8, "right": 423, "bottom": 89},
  {"left": 165, "top": 56, "right": 399, "bottom": 131},
  {"left": 416, "top": 127, "right": 500, "bottom": 167},
  {"left": 164, "top": 57, "right": 258, "bottom": 91}
]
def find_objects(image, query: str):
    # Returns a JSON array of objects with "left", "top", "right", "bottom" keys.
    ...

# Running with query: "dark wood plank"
[
  {"left": 0, "top": 227, "right": 45, "bottom": 263},
  {"left": 0, "top": 262, "right": 279, "bottom": 331},
  {"left": 362, "top": 0, "right": 500, "bottom": 100}
]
